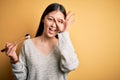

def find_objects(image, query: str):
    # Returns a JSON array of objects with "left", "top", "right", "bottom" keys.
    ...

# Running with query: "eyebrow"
[{"left": 47, "top": 15, "right": 64, "bottom": 21}]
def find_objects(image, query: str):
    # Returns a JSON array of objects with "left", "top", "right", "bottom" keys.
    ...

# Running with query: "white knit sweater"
[{"left": 11, "top": 32, "right": 79, "bottom": 80}]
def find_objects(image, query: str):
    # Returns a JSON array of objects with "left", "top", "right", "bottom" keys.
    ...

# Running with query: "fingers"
[
  {"left": 62, "top": 11, "right": 75, "bottom": 32},
  {"left": 66, "top": 11, "right": 75, "bottom": 21},
  {"left": 5, "top": 42, "right": 17, "bottom": 57},
  {"left": 55, "top": 19, "right": 65, "bottom": 33},
  {"left": 4, "top": 42, "right": 18, "bottom": 63},
  {"left": 55, "top": 11, "right": 75, "bottom": 32},
  {"left": 67, "top": 11, "right": 75, "bottom": 25}
]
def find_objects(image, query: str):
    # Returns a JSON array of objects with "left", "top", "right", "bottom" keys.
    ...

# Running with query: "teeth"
[{"left": 49, "top": 27, "right": 56, "bottom": 31}]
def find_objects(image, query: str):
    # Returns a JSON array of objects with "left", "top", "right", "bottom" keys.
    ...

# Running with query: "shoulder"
[
  {"left": 21, "top": 38, "right": 35, "bottom": 51},
  {"left": 23, "top": 39, "right": 31, "bottom": 45},
  {"left": 22, "top": 38, "right": 34, "bottom": 48},
  {"left": 23, "top": 37, "right": 38, "bottom": 44}
]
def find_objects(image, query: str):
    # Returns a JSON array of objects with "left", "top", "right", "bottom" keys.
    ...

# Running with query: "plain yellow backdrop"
[{"left": 0, "top": 0, "right": 120, "bottom": 80}]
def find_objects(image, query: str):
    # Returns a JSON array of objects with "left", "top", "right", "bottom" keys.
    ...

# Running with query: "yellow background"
[{"left": 0, "top": 0, "right": 120, "bottom": 80}]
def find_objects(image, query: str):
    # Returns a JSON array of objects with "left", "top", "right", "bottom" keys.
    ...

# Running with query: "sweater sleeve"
[
  {"left": 58, "top": 31, "right": 79, "bottom": 73},
  {"left": 11, "top": 42, "right": 28, "bottom": 80}
]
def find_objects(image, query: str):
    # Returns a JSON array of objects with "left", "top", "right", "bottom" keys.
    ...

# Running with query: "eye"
[
  {"left": 58, "top": 20, "right": 64, "bottom": 24},
  {"left": 47, "top": 17, "right": 53, "bottom": 21}
]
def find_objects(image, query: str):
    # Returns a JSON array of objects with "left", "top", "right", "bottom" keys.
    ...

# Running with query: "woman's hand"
[
  {"left": 5, "top": 42, "right": 18, "bottom": 64},
  {"left": 59, "top": 11, "right": 75, "bottom": 32}
]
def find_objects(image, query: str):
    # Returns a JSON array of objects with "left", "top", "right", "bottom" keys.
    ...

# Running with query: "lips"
[{"left": 49, "top": 27, "right": 56, "bottom": 34}]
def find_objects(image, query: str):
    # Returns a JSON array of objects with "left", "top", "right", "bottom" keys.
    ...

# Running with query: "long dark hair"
[{"left": 35, "top": 3, "right": 67, "bottom": 37}]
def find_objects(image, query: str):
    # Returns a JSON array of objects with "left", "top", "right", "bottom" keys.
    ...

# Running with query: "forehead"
[{"left": 47, "top": 10, "right": 65, "bottom": 19}]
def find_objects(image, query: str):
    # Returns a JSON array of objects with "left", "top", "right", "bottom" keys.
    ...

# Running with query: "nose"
[
  {"left": 51, "top": 20, "right": 57, "bottom": 28},
  {"left": 52, "top": 22, "right": 56, "bottom": 27}
]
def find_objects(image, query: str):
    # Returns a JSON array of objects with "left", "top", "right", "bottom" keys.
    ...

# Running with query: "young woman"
[{"left": 5, "top": 3, "right": 79, "bottom": 80}]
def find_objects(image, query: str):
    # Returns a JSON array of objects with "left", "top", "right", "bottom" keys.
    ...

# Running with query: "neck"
[
  {"left": 40, "top": 34, "right": 55, "bottom": 43},
  {"left": 35, "top": 34, "right": 58, "bottom": 50}
]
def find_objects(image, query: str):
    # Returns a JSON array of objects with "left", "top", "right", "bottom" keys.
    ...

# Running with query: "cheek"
[{"left": 44, "top": 21, "right": 50, "bottom": 29}]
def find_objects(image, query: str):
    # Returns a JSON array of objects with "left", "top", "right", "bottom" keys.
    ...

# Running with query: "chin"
[{"left": 47, "top": 33, "right": 56, "bottom": 38}]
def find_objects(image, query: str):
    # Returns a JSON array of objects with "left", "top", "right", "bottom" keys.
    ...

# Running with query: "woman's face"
[{"left": 43, "top": 10, "right": 65, "bottom": 38}]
